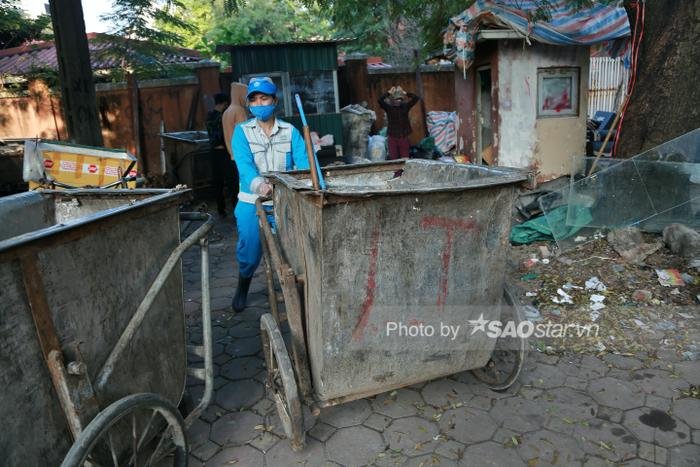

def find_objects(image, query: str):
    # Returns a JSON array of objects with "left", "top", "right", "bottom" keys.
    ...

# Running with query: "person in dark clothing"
[
  {"left": 378, "top": 86, "right": 420, "bottom": 159},
  {"left": 206, "top": 92, "right": 232, "bottom": 216}
]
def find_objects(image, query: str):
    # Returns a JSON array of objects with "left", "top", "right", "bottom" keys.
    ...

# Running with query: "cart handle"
[
  {"left": 94, "top": 212, "right": 215, "bottom": 393},
  {"left": 255, "top": 197, "right": 289, "bottom": 275}
]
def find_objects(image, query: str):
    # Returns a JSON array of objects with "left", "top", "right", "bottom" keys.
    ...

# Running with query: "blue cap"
[{"left": 246, "top": 77, "right": 277, "bottom": 99}]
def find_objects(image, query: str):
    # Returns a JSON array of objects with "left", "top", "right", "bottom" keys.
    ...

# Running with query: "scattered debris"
[
  {"left": 631, "top": 290, "right": 653, "bottom": 302},
  {"left": 663, "top": 223, "right": 700, "bottom": 258},
  {"left": 607, "top": 226, "right": 641, "bottom": 251},
  {"left": 607, "top": 227, "right": 663, "bottom": 265},
  {"left": 590, "top": 294, "right": 606, "bottom": 305},
  {"left": 585, "top": 277, "right": 607, "bottom": 292},
  {"left": 552, "top": 289, "right": 574, "bottom": 304},
  {"left": 522, "top": 258, "right": 540, "bottom": 270},
  {"left": 654, "top": 321, "right": 676, "bottom": 331},
  {"left": 523, "top": 305, "right": 542, "bottom": 321},
  {"left": 510, "top": 233, "right": 700, "bottom": 357},
  {"left": 611, "top": 264, "right": 625, "bottom": 273},
  {"left": 557, "top": 256, "right": 574, "bottom": 265},
  {"left": 689, "top": 258, "right": 700, "bottom": 270},
  {"left": 589, "top": 294, "right": 606, "bottom": 321},
  {"left": 574, "top": 236, "right": 587, "bottom": 243},
  {"left": 633, "top": 319, "right": 647, "bottom": 328},
  {"left": 655, "top": 269, "right": 685, "bottom": 287},
  {"left": 538, "top": 245, "right": 551, "bottom": 258}
]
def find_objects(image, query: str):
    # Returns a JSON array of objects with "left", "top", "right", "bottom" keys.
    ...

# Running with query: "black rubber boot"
[{"left": 232, "top": 276, "right": 252, "bottom": 313}]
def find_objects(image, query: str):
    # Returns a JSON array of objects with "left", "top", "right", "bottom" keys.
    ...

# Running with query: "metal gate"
[{"left": 588, "top": 57, "right": 629, "bottom": 118}]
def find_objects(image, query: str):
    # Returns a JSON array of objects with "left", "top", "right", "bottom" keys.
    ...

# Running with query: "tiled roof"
[
  {"left": 0, "top": 33, "right": 204, "bottom": 76},
  {"left": 367, "top": 57, "right": 393, "bottom": 69}
]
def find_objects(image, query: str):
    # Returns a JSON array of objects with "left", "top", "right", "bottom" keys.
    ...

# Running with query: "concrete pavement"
[{"left": 181, "top": 214, "right": 700, "bottom": 467}]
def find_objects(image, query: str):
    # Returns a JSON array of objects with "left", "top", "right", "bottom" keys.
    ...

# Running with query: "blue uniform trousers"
[{"left": 234, "top": 201, "right": 275, "bottom": 278}]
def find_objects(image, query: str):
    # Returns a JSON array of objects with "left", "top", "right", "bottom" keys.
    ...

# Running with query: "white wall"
[{"left": 497, "top": 41, "right": 589, "bottom": 181}]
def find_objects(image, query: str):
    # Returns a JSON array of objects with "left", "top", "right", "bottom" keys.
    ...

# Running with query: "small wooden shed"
[
  {"left": 456, "top": 30, "right": 590, "bottom": 182},
  {"left": 216, "top": 40, "right": 345, "bottom": 145},
  {"left": 444, "top": 1, "right": 631, "bottom": 182}
]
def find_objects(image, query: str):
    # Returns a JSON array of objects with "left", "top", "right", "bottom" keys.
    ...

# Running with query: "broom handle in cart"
[{"left": 294, "top": 94, "right": 326, "bottom": 191}]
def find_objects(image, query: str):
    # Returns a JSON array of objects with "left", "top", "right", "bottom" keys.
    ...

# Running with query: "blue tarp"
[{"left": 444, "top": 0, "right": 631, "bottom": 71}]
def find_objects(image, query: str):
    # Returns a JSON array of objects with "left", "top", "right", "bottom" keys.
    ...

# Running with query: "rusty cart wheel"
[
  {"left": 61, "top": 393, "right": 187, "bottom": 467},
  {"left": 260, "top": 313, "right": 305, "bottom": 451},
  {"left": 471, "top": 283, "right": 527, "bottom": 391}
]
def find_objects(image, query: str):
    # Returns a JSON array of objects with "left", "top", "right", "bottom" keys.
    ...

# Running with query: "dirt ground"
[{"left": 508, "top": 235, "right": 700, "bottom": 368}]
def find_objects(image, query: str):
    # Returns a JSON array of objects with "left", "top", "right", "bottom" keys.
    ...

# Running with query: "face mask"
[{"left": 250, "top": 104, "right": 276, "bottom": 121}]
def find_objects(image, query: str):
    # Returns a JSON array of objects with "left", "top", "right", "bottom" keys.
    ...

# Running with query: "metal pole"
[{"left": 185, "top": 234, "right": 214, "bottom": 426}]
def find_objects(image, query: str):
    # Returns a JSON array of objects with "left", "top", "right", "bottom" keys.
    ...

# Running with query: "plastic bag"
[
  {"left": 341, "top": 104, "right": 376, "bottom": 160},
  {"left": 23, "top": 139, "right": 46, "bottom": 182},
  {"left": 367, "top": 135, "right": 387, "bottom": 161}
]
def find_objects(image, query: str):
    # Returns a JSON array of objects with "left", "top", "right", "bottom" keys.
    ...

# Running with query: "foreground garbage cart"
[
  {"left": 256, "top": 159, "right": 529, "bottom": 450},
  {"left": 0, "top": 188, "right": 214, "bottom": 466}
]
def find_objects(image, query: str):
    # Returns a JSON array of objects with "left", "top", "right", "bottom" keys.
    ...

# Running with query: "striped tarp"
[
  {"left": 426, "top": 111, "right": 458, "bottom": 153},
  {"left": 444, "top": 0, "right": 631, "bottom": 71}
]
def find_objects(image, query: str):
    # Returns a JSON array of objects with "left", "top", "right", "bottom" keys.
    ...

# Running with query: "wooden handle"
[{"left": 303, "top": 126, "right": 321, "bottom": 191}]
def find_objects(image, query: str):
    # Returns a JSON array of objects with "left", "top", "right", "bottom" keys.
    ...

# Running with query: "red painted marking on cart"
[
  {"left": 352, "top": 225, "right": 381, "bottom": 342},
  {"left": 420, "top": 216, "right": 478, "bottom": 309}
]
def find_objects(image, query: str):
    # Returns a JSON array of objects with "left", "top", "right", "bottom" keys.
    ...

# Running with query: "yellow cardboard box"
[{"left": 24, "top": 140, "right": 138, "bottom": 189}]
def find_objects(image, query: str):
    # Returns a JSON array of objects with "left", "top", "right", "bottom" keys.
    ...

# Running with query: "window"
[
  {"left": 537, "top": 67, "right": 579, "bottom": 118},
  {"left": 242, "top": 71, "right": 339, "bottom": 117},
  {"left": 289, "top": 71, "right": 336, "bottom": 116}
]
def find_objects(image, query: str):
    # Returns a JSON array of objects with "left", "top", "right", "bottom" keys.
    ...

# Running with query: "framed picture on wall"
[{"left": 537, "top": 67, "right": 579, "bottom": 117}]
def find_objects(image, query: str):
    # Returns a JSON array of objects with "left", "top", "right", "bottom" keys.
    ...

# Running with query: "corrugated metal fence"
[{"left": 588, "top": 57, "right": 629, "bottom": 118}]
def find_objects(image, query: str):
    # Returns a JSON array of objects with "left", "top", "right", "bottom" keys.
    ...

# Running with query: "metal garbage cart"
[
  {"left": 160, "top": 131, "right": 213, "bottom": 191},
  {"left": 0, "top": 188, "right": 214, "bottom": 466},
  {"left": 255, "top": 159, "right": 529, "bottom": 450}
]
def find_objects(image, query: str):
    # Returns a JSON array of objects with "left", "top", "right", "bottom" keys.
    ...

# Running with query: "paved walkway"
[{"left": 182, "top": 214, "right": 699, "bottom": 466}]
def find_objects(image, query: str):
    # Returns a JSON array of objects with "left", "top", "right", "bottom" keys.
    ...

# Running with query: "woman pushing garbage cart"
[{"left": 255, "top": 159, "right": 530, "bottom": 451}]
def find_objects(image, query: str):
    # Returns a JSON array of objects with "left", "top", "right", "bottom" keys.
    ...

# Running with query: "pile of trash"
[{"left": 509, "top": 224, "right": 700, "bottom": 359}]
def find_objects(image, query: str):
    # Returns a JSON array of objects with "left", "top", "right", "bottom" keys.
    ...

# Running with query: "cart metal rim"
[
  {"left": 60, "top": 393, "right": 187, "bottom": 467},
  {"left": 260, "top": 313, "right": 306, "bottom": 451},
  {"left": 470, "top": 283, "right": 527, "bottom": 391}
]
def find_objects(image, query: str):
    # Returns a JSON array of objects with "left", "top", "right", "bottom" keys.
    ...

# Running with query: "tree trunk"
[
  {"left": 49, "top": 0, "right": 103, "bottom": 147},
  {"left": 616, "top": 0, "right": 700, "bottom": 157}
]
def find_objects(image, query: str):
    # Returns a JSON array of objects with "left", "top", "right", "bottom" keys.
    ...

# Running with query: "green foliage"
[
  {"left": 160, "top": 0, "right": 334, "bottom": 64},
  {"left": 310, "top": 0, "right": 620, "bottom": 62},
  {"left": 0, "top": 0, "right": 52, "bottom": 49},
  {"left": 308, "top": 0, "right": 469, "bottom": 62},
  {"left": 156, "top": 0, "right": 223, "bottom": 53},
  {"left": 102, "top": 0, "right": 194, "bottom": 44},
  {"left": 398, "top": 0, "right": 469, "bottom": 59},
  {"left": 97, "top": 0, "right": 197, "bottom": 76}
]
